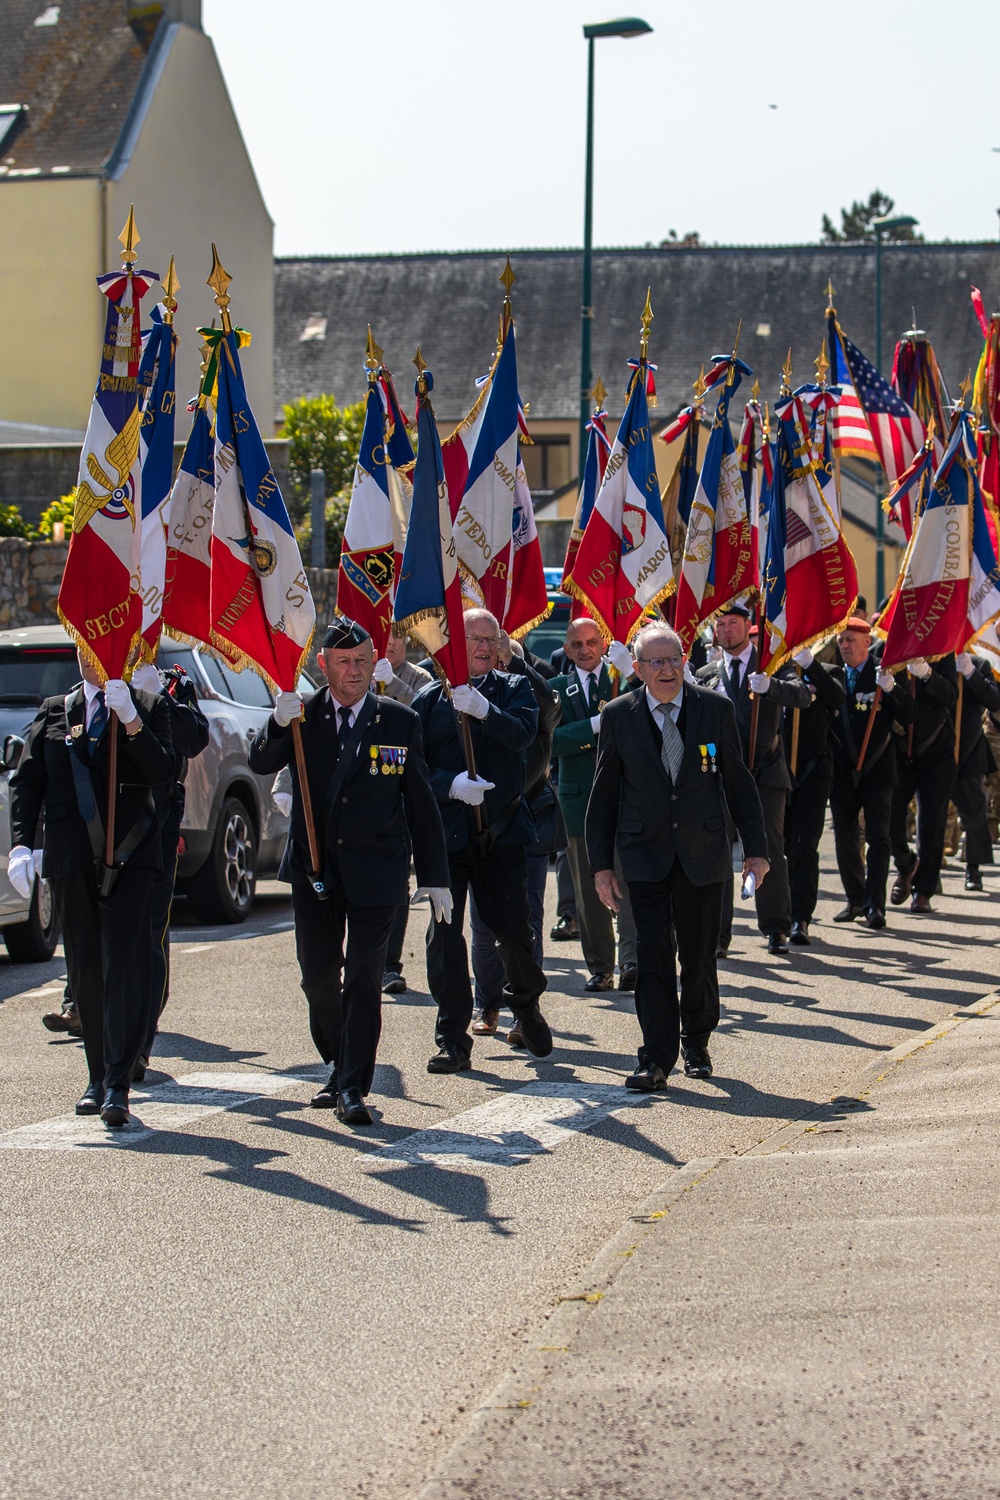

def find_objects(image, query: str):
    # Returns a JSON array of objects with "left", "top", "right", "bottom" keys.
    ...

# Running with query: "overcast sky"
[{"left": 203, "top": 0, "right": 1000, "bottom": 258}]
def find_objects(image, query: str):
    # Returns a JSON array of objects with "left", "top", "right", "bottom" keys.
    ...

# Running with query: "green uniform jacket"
[{"left": 550, "top": 665, "right": 614, "bottom": 837}]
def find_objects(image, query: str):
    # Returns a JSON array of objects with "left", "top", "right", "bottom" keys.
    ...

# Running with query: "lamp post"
[
  {"left": 579, "top": 17, "right": 652, "bottom": 476},
  {"left": 871, "top": 210, "right": 918, "bottom": 603}
]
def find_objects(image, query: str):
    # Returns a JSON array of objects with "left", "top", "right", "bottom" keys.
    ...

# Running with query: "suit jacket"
[
  {"left": 782, "top": 661, "right": 846, "bottom": 788},
  {"left": 891, "top": 654, "right": 959, "bottom": 766},
  {"left": 586, "top": 685, "right": 767, "bottom": 886},
  {"left": 696, "top": 646, "right": 811, "bottom": 790},
  {"left": 550, "top": 664, "right": 614, "bottom": 837},
  {"left": 410, "top": 669, "right": 539, "bottom": 850},
  {"left": 956, "top": 660, "right": 1000, "bottom": 779},
  {"left": 248, "top": 688, "right": 447, "bottom": 904},
  {"left": 828, "top": 652, "right": 915, "bottom": 791},
  {"left": 507, "top": 658, "right": 566, "bottom": 857},
  {"left": 10, "top": 685, "right": 175, "bottom": 877}
]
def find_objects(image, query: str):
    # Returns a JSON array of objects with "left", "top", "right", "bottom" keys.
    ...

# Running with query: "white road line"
[
  {"left": 0, "top": 1071, "right": 314, "bottom": 1151},
  {"left": 376, "top": 1081, "right": 650, "bottom": 1169},
  {"left": 10, "top": 980, "right": 66, "bottom": 1003},
  {"left": 172, "top": 943, "right": 215, "bottom": 956}
]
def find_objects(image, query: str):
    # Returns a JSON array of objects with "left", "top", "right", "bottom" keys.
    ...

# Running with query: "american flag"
[{"left": 828, "top": 313, "right": 924, "bottom": 485}]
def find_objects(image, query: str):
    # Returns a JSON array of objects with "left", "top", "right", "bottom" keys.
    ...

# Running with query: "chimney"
[{"left": 128, "top": 0, "right": 202, "bottom": 48}]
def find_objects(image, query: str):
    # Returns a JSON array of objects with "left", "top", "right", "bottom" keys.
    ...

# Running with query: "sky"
[{"left": 203, "top": 0, "right": 1000, "bottom": 258}]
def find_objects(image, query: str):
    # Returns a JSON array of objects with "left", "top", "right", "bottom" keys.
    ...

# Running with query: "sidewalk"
[{"left": 418, "top": 989, "right": 1000, "bottom": 1500}]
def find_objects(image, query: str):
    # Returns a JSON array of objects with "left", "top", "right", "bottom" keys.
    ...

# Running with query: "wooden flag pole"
[
  {"left": 748, "top": 602, "right": 763, "bottom": 772},
  {"left": 907, "top": 674, "right": 916, "bottom": 757},
  {"left": 104, "top": 711, "right": 118, "bottom": 867},
  {"left": 855, "top": 687, "right": 882, "bottom": 774},
  {"left": 458, "top": 711, "right": 486, "bottom": 840},
  {"left": 291, "top": 718, "right": 321, "bottom": 879},
  {"left": 954, "top": 673, "right": 964, "bottom": 764}
]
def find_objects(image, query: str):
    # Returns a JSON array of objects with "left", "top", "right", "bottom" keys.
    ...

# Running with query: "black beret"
[
  {"left": 322, "top": 617, "right": 372, "bottom": 649},
  {"left": 719, "top": 601, "right": 752, "bottom": 620}
]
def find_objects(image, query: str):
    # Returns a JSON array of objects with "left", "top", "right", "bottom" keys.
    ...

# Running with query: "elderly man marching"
[{"left": 249, "top": 618, "right": 450, "bottom": 1126}]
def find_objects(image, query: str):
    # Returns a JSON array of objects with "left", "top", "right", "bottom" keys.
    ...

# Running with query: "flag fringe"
[
  {"left": 509, "top": 598, "right": 553, "bottom": 641},
  {"left": 207, "top": 626, "right": 315, "bottom": 699},
  {"left": 762, "top": 603, "right": 858, "bottom": 676},
  {"left": 56, "top": 604, "right": 141, "bottom": 687}
]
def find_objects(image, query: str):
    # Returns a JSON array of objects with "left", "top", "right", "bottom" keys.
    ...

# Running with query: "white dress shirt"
[
  {"left": 717, "top": 643, "right": 754, "bottom": 695},
  {"left": 646, "top": 686, "right": 683, "bottom": 723}
]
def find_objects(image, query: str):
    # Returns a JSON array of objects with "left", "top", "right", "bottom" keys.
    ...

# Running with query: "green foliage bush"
[
  {"left": 37, "top": 490, "right": 77, "bottom": 538},
  {"left": 282, "top": 393, "right": 367, "bottom": 525},
  {"left": 0, "top": 503, "right": 35, "bottom": 539}
]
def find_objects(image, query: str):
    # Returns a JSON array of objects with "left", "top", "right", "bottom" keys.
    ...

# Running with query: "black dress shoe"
[
  {"left": 427, "top": 1046, "right": 472, "bottom": 1074},
  {"left": 682, "top": 1051, "right": 713, "bottom": 1079},
  {"left": 382, "top": 970, "right": 407, "bottom": 995},
  {"left": 965, "top": 866, "right": 984, "bottom": 891},
  {"left": 549, "top": 914, "right": 579, "bottom": 941},
  {"left": 617, "top": 963, "right": 638, "bottom": 992},
  {"left": 864, "top": 906, "right": 887, "bottom": 930},
  {"left": 310, "top": 1072, "right": 338, "bottom": 1108},
  {"left": 585, "top": 972, "right": 615, "bottom": 992},
  {"left": 336, "top": 1089, "right": 373, "bottom": 1126},
  {"left": 789, "top": 921, "right": 810, "bottom": 946},
  {"left": 75, "top": 1083, "right": 102, "bottom": 1116},
  {"left": 132, "top": 1055, "right": 149, "bottom": 1084},
  {"left": 625, "top": 1063, "right": 669, "bottom": 1091},
  {"left": 832, "top": 902, "right": 865, "bottom": 923},
  {"left": 890, "top": 862, "right": 917, "bottom": 906},
  {"left": 100, "top": 1087, "right": 130, "bottom": 1128},
  {"left": 767, "top": 932, "right": 790, "bottom": 955},
  {"left": 512, "top": 1003, "right": 553, "bottom": 1057}
]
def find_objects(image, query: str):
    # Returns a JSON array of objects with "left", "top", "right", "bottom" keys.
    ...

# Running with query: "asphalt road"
[{"left": 1, "top": 842, "right": 997, "bottom": 1500}]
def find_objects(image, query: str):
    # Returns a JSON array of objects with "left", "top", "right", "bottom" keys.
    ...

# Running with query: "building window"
[{"left": 522, "top": 437, "right": 571, "bottom": 496}]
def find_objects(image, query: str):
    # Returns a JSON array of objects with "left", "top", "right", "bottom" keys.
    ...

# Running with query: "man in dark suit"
[
  {"left": 827, "top": 619, "right": 915, "bottom": 928},
  {"left": 951, "top": 651, "right": 1000, "bottom": 890},
  {"left": 411, "top": 608, "right": 553, "bottom": 1072},
  {"left": 9, "top": 652, "right": 174, "bottom": 1125},
  {"left": 550, "top": 616, "right": 637, "bottom": 992},
  {"left": 889, "top": 653, "right": 959, "bottom": 913},
  {"left": 782, "top": 645, "right": 845, "bottom": 944},
  {"left": 586, "top": 622, "right": 768, "bottom": 1089},
  {"left": 696, "top": 603, "right": 811, "bottom": 955},
  {"left": 248, "top": 618, "right": 449, "bottom": 1125}
]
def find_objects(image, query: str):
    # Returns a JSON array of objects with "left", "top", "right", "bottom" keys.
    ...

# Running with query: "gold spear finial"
[
  {"left": 118, "top": 205, "right": 139, "bottom": 268},
  {"left": 825, "top": 278, "right": 836, "bottom": 312},
  {"left": 959, "top": 371, "right": 973, "bottom": 407},
  {"left": 693, "top": 364, "right": 707, "bottom": 402},
  {"left": 639, "top": 287, "right": 654, "bottom": 361},
  {"left": 725, "top": 318, "right": 743, "bottom": 387},
  {"left": 365, "top": 324, "right": 383, "bottom": 384},
  {"left": 499, "top": 256, "right": 516, "bottom": 298},
  {"left": 207, "top": 242, "right": 233, "bottom": 334},
  {"left": 815, "top": 338, "right": 830, "bottom": 386},
  {"left": 591, "top": 375, "right": 607, "bottom": 408},
  {"left": 161, "top": 255, "right": 179, "bottom": 326},
  {"left": 751, "top": 378, "right": 761, "bottom": 404},
  {"left": 925, "top": 413, "right": 936, "bottom": 446},
  {"left": 780, "top": 347, "right": 794, "bottom": 396},
  {"left": 413, "top": 346, "right": 430, "bottom": 399}
]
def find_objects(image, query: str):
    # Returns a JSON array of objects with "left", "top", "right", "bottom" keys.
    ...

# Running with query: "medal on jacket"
[
  {"left": 699, "top": 742, "right": 717, "bottom": 773},
  {"left": 371, "top": 744, "right": 407, "bottom": 775}
]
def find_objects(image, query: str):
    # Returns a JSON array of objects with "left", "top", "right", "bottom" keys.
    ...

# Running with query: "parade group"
[{"left": 8, "top": 212, "right": 1000, "bottom": 1127}]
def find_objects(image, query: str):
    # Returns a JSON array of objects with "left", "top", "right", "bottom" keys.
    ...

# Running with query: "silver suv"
[{"left": 0, "top": 624, "right": 304, "bottom": 949}]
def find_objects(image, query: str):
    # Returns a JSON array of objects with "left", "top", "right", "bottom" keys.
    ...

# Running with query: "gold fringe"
[
  {"left": 99, "top": 374, "right": 137, "bottom": 393},
  {"left": 443, "top": 356, "right": 498, "bottom": 445},
  {"left": 509, "top": 598, "right": 553, "bottom": 641},
  {"left": 56, "top": 604, "right": 142, "bottom": 688},
  {"left": 561, "top": 575, "right": 613, "bottom": 644},
  {"left": 207, "top": 624, "right": 316, "bottom": 700}
]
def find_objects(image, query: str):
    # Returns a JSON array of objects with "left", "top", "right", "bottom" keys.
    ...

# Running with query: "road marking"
[
  {"left": 376, "top": 1080, "right": 651, "bottom": 1169},
  {"left": 172, "top": 943, "right": 215, "bottom": 956},
  {"left": 12, "top": 980, "right": 66, "bottom": 1003},
  {"left": 0, "top": 1070, "right": 315, "bottom": 1151}
]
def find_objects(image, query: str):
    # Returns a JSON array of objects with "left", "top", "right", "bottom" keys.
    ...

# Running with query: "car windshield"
[{"left": 0, "top": 648, "right": 79, "bottom": 704}]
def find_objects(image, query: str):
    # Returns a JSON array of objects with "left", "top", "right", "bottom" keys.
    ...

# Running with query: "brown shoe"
[
  {"left": 42, "top": 1004, "right": 82, "bottom": 1037},
  {"left": 910, "top": 892, "right": 933, "bottom": 914},
  {"left": 471, "top": 1008, "right": 500, "bottom": 1035},
  {"left": 890, "top": 862, "right": 918, "bottom": 906}
]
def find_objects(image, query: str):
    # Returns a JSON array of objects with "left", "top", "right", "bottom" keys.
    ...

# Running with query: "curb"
[{"left": 412, "top": 985, "right": 1000, "bottom": 1499}]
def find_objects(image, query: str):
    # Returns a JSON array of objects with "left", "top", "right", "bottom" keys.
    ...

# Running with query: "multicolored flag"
[
  {"left": 58, "top": 215, "right": 157, "bottom": 681},
  {"left": 209, "top": 324, "right": 315, "bottom": 691},
  {"left": 828, "top": 310, "right": 925, "bottom": 490},
  {"left": 562, "top": 394, "right": 611, "bottom": 618},
  {"left": 972, "top": 288, "right": 1000, "bottom": 511},
  {"left": 135, "top": 286, "right": 178, "bottom": 659},
  {"left": 393, "top": 359, "right": 469, "bottom": 688},
  {"left": 893, "top": 330, "right": 951, "bottom": 440},
  {"left": 883, "top": 440, "right": 936, "bottom": 541},
  {"left": 507, "top": 446, "right": 551, "bottom": 637},
  {"left": 570, "top": 299, "right": 672, "bottom": 643},
  {"left": 956, "top": 410, "right": 1000, "bottom": 648},
  {"left": 879, "top": 412, "right": 972, "bottom": 670},
  {"left": 674, "top": 354, "right": 756, "bottom": 650},
  {"left": 162, "top": 372, "right": 220, "bottom": 652}
]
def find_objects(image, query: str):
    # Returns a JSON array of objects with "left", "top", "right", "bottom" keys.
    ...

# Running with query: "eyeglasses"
[
  {"left": 467, "top": 633, "right": 500, "bottom": 646},
  {"left": 635, "top": 656, "right": 683, "bottom": 670}
]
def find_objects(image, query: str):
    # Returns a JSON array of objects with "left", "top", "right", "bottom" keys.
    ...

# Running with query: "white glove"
[
  {"left": 273, "top": 691, "right": 302, "bottom": 727},
  {"left": 956, "top": 652, "right": 975, "bottom": 678},
  {"left": 273, "top": 791, "right": 292, "bottom": 818},
  {"left": 908, "top": 659, "right": 931, "bottom": 680},
  {"left": 451, "top": 683, "right": 490, "bottom": 720},
  {"left": 130, "top": 662, "right": 162, "bottom": 696},
  {"left": 415, "top": 886, "right": 453, "bottom": 924},
  {"left": 792, "top": 649, "right": 814, "bottom": 668},
  {"left": 372, "top": 657, "right": 395, "bottom": 686},
  {"left": 589, "top": 714, "right": 602, "bottom": 735},
  {"left": 603, "top": 641, "right": 634, "bottom": 678},
  {"left": 877, "top": 670, "right": 895, "bottom": 693},
  {"left": 104, "top": 678, "right": 138, "bottom": 725},
  {"left": 7, "top": 846, "right": 33, "bottom": 899},
  {"left": 749, "top": 672, "right": 770, "bottom": 694},
  {"left": 449, "top": 771, "right": 495, "bottom": 805},
  {"left": 684, "top": 662, "right": 697, "bottom": 685}
]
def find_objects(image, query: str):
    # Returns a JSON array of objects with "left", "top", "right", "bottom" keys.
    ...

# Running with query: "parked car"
[
  {"left": 0, "top": 731, "right": 59, "bottom": 961},
  {"left": 521, "top": 568, "right": 572, "bottom": 668},
  {"left": 0, "top": 625, "right": 310, "bottom": 940}
]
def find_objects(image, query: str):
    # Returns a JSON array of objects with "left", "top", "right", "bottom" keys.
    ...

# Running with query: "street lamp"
[
  {"left": 579, "top": 17, "right": 653, "bottom": 474},
  {"left": 871, "top": 210, "right": 918, "bottom": 602}
]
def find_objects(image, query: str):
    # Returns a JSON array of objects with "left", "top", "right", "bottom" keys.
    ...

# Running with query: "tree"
[
  {"left": 821, "top": 191, "right": 923, "bottom": 244},
  {"left": 281, "top": 393, "right": 367, "bottom": 525}
]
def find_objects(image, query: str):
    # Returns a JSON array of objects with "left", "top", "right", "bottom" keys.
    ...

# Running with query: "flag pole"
[
  {"left": 855, "top": 686, "right": 882, "bottom": 774},
  {"left": 364, "top": 323, "right": 388, "bottom": 697},
  {"left": 754, "top": 346, "right": 793, "bottom": 773}
]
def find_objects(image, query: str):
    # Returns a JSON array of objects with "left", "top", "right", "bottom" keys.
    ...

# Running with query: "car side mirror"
[{"left": 2, "top": 735, "right": 24, "bottom": 771}]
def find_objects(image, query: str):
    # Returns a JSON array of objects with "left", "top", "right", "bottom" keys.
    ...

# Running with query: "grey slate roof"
[{"left": 274, "top": 243, "right": 1000, "bottom": 429}]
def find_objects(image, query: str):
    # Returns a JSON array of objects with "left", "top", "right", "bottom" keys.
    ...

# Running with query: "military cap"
[
  {"left": 322, "top": 617, "right": 372, "bottom": 649},
  {"left": 719, "top": 601, "right": 752, "bottom": 620},
  {"left": 840, "top": 616, "right": 872, "bottom": 633}
]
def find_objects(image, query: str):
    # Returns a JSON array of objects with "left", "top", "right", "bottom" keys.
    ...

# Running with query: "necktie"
[
  {"left": 658, "top": 702, "right": 684, "bottom": 783},
  {"left": 586, "top": 672, "right": 598, "bottom": 714},
  {"left": 846, "top": 666, "right": 858, "bottom": 694},
  {"left": 337, "top": 705, "right": 352, "bottom": 750},
  {"left": 730, "top": 659, "right": 741, "bottom": 695},
  {"left": 88, "top": 690, "right": 107, "bottom": 752}
]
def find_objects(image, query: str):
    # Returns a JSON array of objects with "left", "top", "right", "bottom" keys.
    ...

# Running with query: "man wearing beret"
[{"left": 249, "top": 618, "right": 450, "bottom": 1125}]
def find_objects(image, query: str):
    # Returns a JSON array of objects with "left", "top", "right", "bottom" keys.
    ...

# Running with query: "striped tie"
[{"left": 657, "top": 702, "right": 684, "bottom": 783}]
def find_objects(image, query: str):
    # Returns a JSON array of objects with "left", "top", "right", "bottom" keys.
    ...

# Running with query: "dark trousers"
[
  {"left": 830, "top": 780, "right": 893, "bottom": 912},
  {"left": 471, "top": 852, "right": 546, "bottom": 1010},
  {"left": 785, "top": 774, "right": 831, "bottom": 923},
  {"left": 426, "top": 841, "right": 547, "bottom": 1057},
  {"left": 891, "top": 755, "right": 956, "bottom": 896},
  {"left": 385, "top": 881, "right": 411, "bottom": 975},
  {"left": 291, "top": 879, "right": 395, "bottom": 1095},
  {"left": 721, "top": 783, "right": 790, "bottom": 944},
  {"left": 952, "top": 774, "right": 995, "bottom": 868},
  {"left": 53, "top": 868, "right": 155, "bottom": 1091},
  {"left": 145, "top": 800, "right": 182, "bottom": 1056},
  {"left": 566, "top": 832, "right": 614, "bottom": 973},
  {"left": 555, "top": 848, "right": 576, "bottom": 919},
  {"left": 628, "top": 865, "right": 722, "bottom": 1074}
]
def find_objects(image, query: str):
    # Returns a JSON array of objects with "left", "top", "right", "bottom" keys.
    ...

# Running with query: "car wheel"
[
  {"left": 3, "top": 877, "right": 60, "bottom": 962},
  {"left": 185, "top": 795, "right": 257, "bottom": 924}
]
